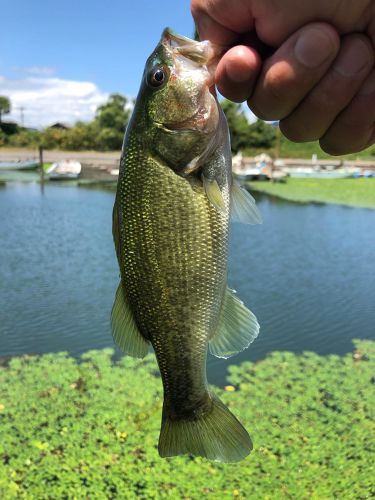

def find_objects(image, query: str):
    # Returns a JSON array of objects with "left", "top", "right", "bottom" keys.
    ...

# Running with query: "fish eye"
[{"left": 147, "top": 65, "right": 169, "bottom": 89}]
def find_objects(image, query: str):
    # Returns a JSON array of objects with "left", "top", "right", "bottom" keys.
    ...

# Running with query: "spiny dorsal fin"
[
  {"left": 209, "top": 287, "right": 259, "bottom": 359},
  {"left": 202, "top": 174, "right": 226, "bottom": 213},
  {"left": 111, "top": 283, "right": 149, "bottom": 358},
  {"left": 231, "top": 180, "right": 262, "bottom": 225}
]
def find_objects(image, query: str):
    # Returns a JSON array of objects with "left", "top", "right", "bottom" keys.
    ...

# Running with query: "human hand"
[{"left": 191, "top": 0, "right": 375, "bottom": 154}]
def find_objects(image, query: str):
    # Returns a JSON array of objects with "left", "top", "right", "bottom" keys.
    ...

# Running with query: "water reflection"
[{"left": 0, "top": 182, "right": 374, "bottom": 385}]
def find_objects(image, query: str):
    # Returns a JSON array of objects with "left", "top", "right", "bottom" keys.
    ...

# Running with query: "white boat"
[
  {"left": 47, "top": 160, "right": 82, "bottom": 180},
  {"left": 234, "top": 167, "right": 269, "bottom": 181},
  {"left": 0, "top": 160, "right": 39, "bottom": 171}
]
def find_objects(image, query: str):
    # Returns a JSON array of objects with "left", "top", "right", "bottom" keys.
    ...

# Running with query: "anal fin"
[
  {"left": 111, "top": 283, "right": 149, "bottom": 358},
  {"left": 209, "top": 287, "right": 259, "bottom": 359}
]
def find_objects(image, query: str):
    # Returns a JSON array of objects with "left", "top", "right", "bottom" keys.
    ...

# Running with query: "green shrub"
[
  {"left": 39, "top": 128, "right": 67, "bottom": 149},
  {"left": 0, "top": 341, "right": 374, "bottom": 498},
  {"left": 0, "top": 129, "right": 6, "bottom": 146},
  {"left": 61, "top": 122, "right": 99, "bottom": 151},
  {"left": 7, "top": 129, "right": 41, "bottom": 148}
]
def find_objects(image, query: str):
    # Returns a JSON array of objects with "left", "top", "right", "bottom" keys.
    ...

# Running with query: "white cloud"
[
  {"left": 27, "top": 66, "right": 56, "bottom": 76},
  {"left": 0, "top": 75, "right": 109, "bottom": 128},
  {"left": 11, "top": 66, "right": 56, "bottom": 77}
]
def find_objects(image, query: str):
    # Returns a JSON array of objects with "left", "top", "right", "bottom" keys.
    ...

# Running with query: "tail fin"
[{"left": 158, "top": 394, "right": 252, "bottom": 462}]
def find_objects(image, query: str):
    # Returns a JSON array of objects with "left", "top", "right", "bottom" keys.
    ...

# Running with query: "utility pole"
[
  {"left": 16, "top": 107, "right": 25, "bottom": 127},
  {"left": 39, "top": 146, "right": 45, "bottom": 193}
]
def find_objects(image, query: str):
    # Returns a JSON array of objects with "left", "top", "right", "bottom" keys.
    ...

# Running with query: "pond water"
[{"left": 1, "top": 182, "right": 374, "bottom": 385}]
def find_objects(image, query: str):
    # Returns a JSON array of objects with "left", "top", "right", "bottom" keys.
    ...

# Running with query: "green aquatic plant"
[
  {"left": 249, "top": 178, "right": 375, "bottom": 209},
  {"left": 0, "top": 340, "right": 374, "bottom": 498}
]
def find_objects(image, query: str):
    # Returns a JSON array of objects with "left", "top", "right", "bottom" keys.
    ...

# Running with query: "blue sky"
[{"left": 0, "top": 0, "right": 195, "bottom": 127}]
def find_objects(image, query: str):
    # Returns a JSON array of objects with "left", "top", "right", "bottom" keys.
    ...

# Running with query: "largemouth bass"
[{"left": 112, "top": 28, "right": 262, "bottom": 462}]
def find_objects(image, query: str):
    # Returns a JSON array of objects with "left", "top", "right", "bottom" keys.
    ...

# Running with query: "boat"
[
  {"left": 47, "top": 160, "right": 82, "bottom": 180},
  {"left": 234, "top": 166, "right": 269, "bottom": 181},
  {"left": 0, "top": 160, "right": 39, "bottom": 171},
  {"left": 352, "top": 170, "right": 375, "bottom": 178},
  {"left": 233, "top": 152, "right": 271, "bottom": 181}
]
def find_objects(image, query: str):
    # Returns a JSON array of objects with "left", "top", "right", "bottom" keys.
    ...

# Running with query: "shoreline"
[
  {"left": 2, "top": 148, "right": 375, "bottom": 209},
  {"left": 247, "top": 177, "right": 375, "bottom": 210}
]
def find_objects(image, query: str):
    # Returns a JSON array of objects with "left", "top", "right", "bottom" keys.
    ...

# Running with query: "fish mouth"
[
  {"left": 155, "top": 29, "right": 220, "bottom": 134},
  {"left": 155, "top": 123, "right": 197, "bottom": 134},
  {"left": 161, "top": 28, "right": 222, "bottom": 87},
  {"left": 161, "top": 28, "right": 222, "bottom": 67},
  {"left": 155, "top": 118, "right": 202, "bottom": 134}
]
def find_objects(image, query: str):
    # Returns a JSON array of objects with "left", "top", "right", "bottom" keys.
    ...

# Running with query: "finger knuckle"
[{"left": 280, "top": 120, "right": 319, "bottom": 142}]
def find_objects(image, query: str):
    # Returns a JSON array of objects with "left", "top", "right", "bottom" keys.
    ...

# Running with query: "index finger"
[{"left": 191, "top": 0, "right": 254, "bottom": 45}]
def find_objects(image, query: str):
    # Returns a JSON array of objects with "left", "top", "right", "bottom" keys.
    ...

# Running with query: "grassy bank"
[
  {"left": 0, "top": 341, "right": 374, "bottom": 498},
  {"left": 278, "top": 136, "right": 375, "bottom": 160},
  {"left": 238, "top": 136, "right": 375, "bottom": 160},
  {"left": 248, "top": 178, "right": 375, "bottom": 209}
]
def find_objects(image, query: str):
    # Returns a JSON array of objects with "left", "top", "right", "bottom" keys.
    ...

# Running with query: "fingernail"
[
  {"left": 358, "top": 70, "right": 375, "bottom": 95},
  {"left": 334, "top": 38, "right": 372, "bottom": 77},
  {"left": 294, "top": 28, "right": 337, "bottom": 68}
]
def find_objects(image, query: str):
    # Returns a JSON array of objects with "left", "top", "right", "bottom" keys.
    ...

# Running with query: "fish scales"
[{"left": 118, "top": 130, "right": 228, "bottom": 416}]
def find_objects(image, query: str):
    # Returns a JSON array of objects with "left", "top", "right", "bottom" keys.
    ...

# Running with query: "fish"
[{"left": 111, "top": 28, "right": 262, "bottom": 463}]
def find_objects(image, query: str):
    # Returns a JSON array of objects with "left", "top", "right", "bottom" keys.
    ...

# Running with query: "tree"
[
  {"left": 0, "top": 129, "right": 6, "bottom": 146},
  {"left": 39, "top": 128, "right": 67, "bottom": 149},
  {"left": 1, "top": 93, "right": 133, "bottom": 151},
  {"left": 248, "top": 119, "right": 276, "bottom": 149},
  {"left": 62, "top": 121, "right": 98, "bottom": 150},
  {"left": 220, "top": 100, "right": 253, "bottom": 153},
  {"left": 8, "top": 129, "right": 41, "bottom": 148},
  {"left": 94, "top": 93, "right": 131, "bottom": 151},
  {"left": 220, "top": 99, "right": 276, "bottom": 153},
  {"left": 0, "top": 96, "right": 11, "bottom": 123},
  {"left": 95, "top": 93, "right": 130, "bottom": 131}
]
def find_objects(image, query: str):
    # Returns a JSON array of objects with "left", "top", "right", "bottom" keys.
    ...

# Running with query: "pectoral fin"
[
  {"left": 231, "top": 180, "right": 262, "bottom": 225},
  {"left": 111, "top": 283, "right": 149, "bottom": 358},
  {"left": 209, "top": 287, "right": 259, "bottom": 359},
  {"left": 202, "top": 174, "right": 226, "bottom": 213}
]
